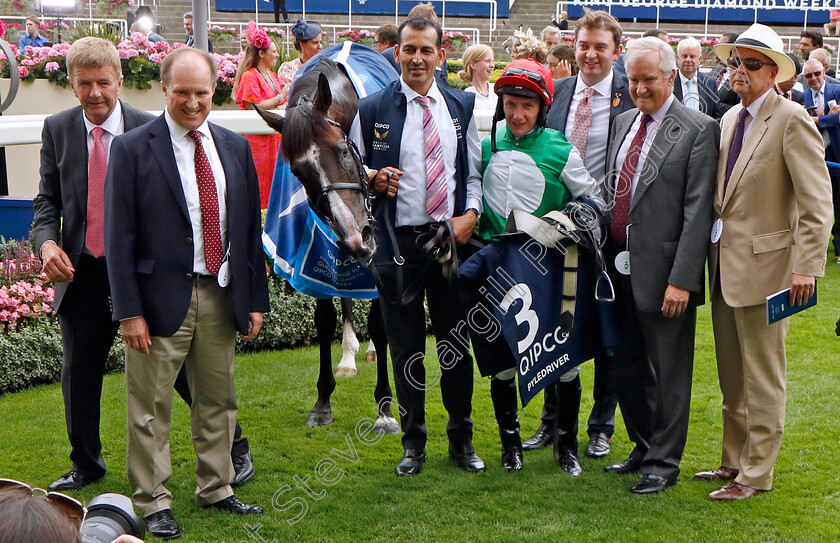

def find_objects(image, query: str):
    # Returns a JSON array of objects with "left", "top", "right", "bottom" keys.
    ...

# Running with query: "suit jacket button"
[
  {"left": 186, "top": 237, "right": 192, "bottom": 244},
  {"left": 186, "top": 273, "right": 193, "bottom": 279}
]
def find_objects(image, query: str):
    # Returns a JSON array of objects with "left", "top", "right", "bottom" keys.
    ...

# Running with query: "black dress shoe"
[
  {"left": 449, "top": 443, "right": 487, "bottom": 473},
  {"left": 630, "top": 473, "right": 677, "bottom": 494},
  {"left": 522, "top": 423, "right": 554, "bottom": 451},
  {"left": 585, "top": 432, "right": 611, "bottom": 458},
  {"left": 204, "top": 495, "right": 264, "bottom": 515},
  {"left": 555, "top": 450, "right": 582, "bottom": 476},
  {"left": 231, "top": 452, "right": 255, "bottom": 487},
  {"left": 604, "top": 456, "right": 643, "bottom": 474},
  {"left": 395, "top": 449, "right": 426, "bottom": 476},
  {"left": 48, "top": 469, "right": 102, "bottom": 491},
  {"left": 145, "top": 509, "right": 181, "bottom": 540}
]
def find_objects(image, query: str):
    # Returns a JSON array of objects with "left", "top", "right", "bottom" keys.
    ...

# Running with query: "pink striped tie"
[
  {"left": 416, "top": 96, "right": 448, "bottom": 222},
  {"left": 85, "top": 126, "right": 107, "bottom": 258}
]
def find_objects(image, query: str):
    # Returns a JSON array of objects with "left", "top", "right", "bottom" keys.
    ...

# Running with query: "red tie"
[
  {"left": 188, "top": 130, "right": 223, "bottom": 275},
  {"left": 86, "top": 126, "right": 107, "bottom": 258},
  {"left": 611, "top": 114, "right": 652, "bottom": 245}
]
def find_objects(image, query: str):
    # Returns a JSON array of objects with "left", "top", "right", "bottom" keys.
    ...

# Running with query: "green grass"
[{"left": 2, "top": 263, "right": 840, "bottom": 542}]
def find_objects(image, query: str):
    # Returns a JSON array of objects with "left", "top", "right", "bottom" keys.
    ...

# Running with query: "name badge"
[
  {"left": 218, "top": 261, "right": 230, "bottom": 287},
  {"left": 711, "top": 218, "right": 723, "bottom": 244},
  {"left": 615, "top": 251, "right": 631, "bottom": 275}
]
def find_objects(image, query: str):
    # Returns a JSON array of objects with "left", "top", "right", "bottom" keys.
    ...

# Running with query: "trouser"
[
  {"left": 377, "top": 227, "right": 474, "bottom": 452},
  {"left": 711, "top": 280, "right": 788, "bottom": 491},
  {"left": 539, "top": 354, "right": 615, "bottom": 437},
  {"left": 126, "top": 277, "right": 238, "bottom": 516},
  {"left": 273, "top": 0, "right": 288, "bottom": 23}
]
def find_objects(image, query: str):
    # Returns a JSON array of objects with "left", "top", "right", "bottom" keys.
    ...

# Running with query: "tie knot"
[
  {"left": 738, "top": 108, "right": 750, "bottom": 123},
  {"left": 188, "top": 130, "right": 202, "bottom": 145},
  {"left": 415, "top": 95, "right": 432, "bottom": 109},
  {"left": 91, "top": 126, "right": 106, "bottom": 141},
  {"left": 640, "top": 113, "right": 653, "bottom": 127},
  {"left": 583, "top": 87, "right": 595, "bottom": 99}
]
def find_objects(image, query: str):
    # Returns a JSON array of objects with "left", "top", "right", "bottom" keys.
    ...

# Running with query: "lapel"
[
  {"left": 148, "top": 115, "right": 190, "bottom": 221},
  {"left": 210, "top": 123, "right": 243, "bottom": 231},
  {"left": 673, "top": 78, "right": 683, "bottom": 102},
  {"left": 721, "top": 91, "right": 777, "bottom": 210},
  {"left": 717, "top": 106, "right": 738, "bottom": 207},
  {"left": 553, "top": 77, "right": 574, "bottom": 128},
  {"left": 630, "top": 100, "right": 682, "bottom": 211},
  {"left": 609, "top": 73, "right": 631, "bottom": 125},
  {"left": 606, "top": 110, "right": 636, "bottom": 206},
  {"left": 68, "top": 107, "right": 89, "bottom": 219}
]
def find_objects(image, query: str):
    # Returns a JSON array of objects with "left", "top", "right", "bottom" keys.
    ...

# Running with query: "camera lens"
[{"left": 79, "top": 493, "right": 145, "bottom": 543}]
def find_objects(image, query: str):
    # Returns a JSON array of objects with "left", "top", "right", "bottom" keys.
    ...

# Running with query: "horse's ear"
[
  {"left": 253, "top": 103, "right": 284, "bottom": 134},
  {"left": 313, "top": 72, "right": 332, "bottom": 115}
]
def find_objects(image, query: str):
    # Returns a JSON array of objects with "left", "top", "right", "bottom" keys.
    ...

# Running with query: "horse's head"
[{"left": 255, "top": 71, "right": 376, "bottom": 262}]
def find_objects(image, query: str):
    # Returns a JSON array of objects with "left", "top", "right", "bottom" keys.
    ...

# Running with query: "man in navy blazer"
[
  {"left": 529, "top": 9, "right": 635, "bottom": 472},
  {"left": 803, "top": 57, "right": 840, "bottom": 263},
  {"left": 32, "top": 37, "right": 254, "bottom": 495},
  {"left": 673, "top": 37, "right": 721, "bottom": 120},
  {"left": 105, "top": 47, "right": 269, "bottom": 539}
]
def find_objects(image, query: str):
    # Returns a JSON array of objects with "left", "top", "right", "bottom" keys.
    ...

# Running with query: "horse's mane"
[{"left": 281, "top": 57, "right": 342, "bottom": 162}]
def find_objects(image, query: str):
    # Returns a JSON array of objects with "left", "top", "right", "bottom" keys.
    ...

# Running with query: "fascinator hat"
[
  {"left": 247, "top": 20, "right": 271, "bottom": 50},
  {"left": 291, "top": 18, "right": 322, "bottom": 41}
]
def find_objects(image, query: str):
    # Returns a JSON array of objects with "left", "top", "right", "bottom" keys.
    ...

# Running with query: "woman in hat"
[
  {"left": 277, "top": 18, "right": 323, "bottom": 89},
  {"left": 234, "top": 20, "right": 284, "bottom": 208}
]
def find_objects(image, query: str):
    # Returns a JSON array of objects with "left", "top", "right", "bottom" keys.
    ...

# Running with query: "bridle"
[{"left": 310, "top": 118, "right": 376, "bottom": 229}]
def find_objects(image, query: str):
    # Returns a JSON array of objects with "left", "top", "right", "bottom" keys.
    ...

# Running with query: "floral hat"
[{"left": 246, "top": 20, "right": 271, "bottom": 50}]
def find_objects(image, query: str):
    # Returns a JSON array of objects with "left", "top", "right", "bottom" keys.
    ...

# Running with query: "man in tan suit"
[{"left": 696, "top": 24, "right": 833, "bottom": 501}]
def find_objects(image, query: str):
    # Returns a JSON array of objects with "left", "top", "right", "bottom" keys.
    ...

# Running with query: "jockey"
[{"left": 472, "top": 58, "right": 602, "bottom": 473}]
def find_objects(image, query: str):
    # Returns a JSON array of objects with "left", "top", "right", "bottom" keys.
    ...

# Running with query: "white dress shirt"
[
  {"left": 614, "top": 95, "right": 675, "bottom": 201},
  {"left": 566, "top": 71, "right": 614, "bottom": 186},
  {"left": 164, "top": 109, "right": 228, "bottom": 275},
  {"left": 679, "top": 71, "right": 700, "bottom": 110},
  {"left": 741, "top": 87, "right": 775, "bottom": 142},
  {"left": 350, "top": 77, "right": 483, "bottom": 227},
  {"left": 811, "top": 81, "right": 826, "bottom": 112}
]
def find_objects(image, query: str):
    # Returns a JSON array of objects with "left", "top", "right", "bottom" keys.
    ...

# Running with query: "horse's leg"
[
  {"left": 335, "top": 298, "right": 359, "bottom": 377},
  {"left": 369, "top": 298, "right": 400, "bottom": 434},
  {"left": 308, "top": 298, "right": 337, "bottom": 427},
  {"left": 365, "top": 341, "right": 377, "bottom": 362}
]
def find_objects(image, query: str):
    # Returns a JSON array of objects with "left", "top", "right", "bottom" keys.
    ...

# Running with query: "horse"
[{"left": 255, "top": 49, "right": 400, "bottom": 434}]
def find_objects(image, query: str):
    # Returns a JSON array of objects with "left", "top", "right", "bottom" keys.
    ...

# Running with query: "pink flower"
[
  {"left": 246, "top": 20, "right": 271, "bottom": 50},
  {"left": 45, "top": 61, "right": 60, "bottom": 72},
  {"left": 149, "top": 52, "right": 163, "bottom": 64},
  {"left": 18, "top": 304, "right": 30, "bottom": 316},
  {"left": 18, "top": 66, "right": 29, "bottom": 78}
]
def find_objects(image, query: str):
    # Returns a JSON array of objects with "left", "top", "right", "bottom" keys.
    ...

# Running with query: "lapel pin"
[{"left": 612, "top": 92, "right": 622, "bottom": 108}]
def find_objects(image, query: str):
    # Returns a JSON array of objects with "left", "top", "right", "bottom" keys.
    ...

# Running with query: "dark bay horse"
[{"left": 255, "top": 54, "right": 399, "bottom": 433}]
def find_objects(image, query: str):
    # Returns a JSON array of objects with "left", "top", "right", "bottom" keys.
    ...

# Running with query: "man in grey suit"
[
  {"left": 602, "top": 36, "right": 718, "bottom": 494},
  {"left": 32, "top": 37, "right": 253, "bottom": 494}
]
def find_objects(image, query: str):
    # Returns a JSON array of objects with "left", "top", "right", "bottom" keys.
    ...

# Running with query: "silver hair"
[
  {"left": 625, "top": 36, "right": 676, "bottom": 75},
  {"left": 676, "top": 36, "right": 701, "bottom": 55},
  {"left": 541, "top": 26, "right": 561, "bottom": 40}
]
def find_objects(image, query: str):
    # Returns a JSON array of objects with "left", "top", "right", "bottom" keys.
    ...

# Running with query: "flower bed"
[
  {"left": 336, "top": 28, "right": 375, "bottom": 47},
  {"left": 208, "top": 24, "right": 239, "bottom": 42},
  {"left": 0, "top": 240, "right": 55, "bottom": 334},
  {"left": 0, "top": 32, "right": 245, "bottom": 105}
]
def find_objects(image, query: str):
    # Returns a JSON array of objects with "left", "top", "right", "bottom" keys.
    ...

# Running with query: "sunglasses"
[
  {"left": 804, "top": 71, "right": 823, "bottom": 79},
  {"left": 0, "top": 478, "right": 87, "bottom": 529},
  {"left": 727, "top": 56, "right": 775, "bottom": 71}
]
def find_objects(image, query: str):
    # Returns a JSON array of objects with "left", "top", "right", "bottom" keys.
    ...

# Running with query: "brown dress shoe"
[
  {"left": 708, "top": 481, "right": 767, "bottom": 501},
  {"left": 693, "top": 466, "right": 739, "bottom": 481}
]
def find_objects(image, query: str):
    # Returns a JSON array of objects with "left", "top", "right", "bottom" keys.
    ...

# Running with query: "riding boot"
[
  {"left": 554, "top": 376, "right": 582, "bottom": 476},
  {"left": 491, "top": 377, "right": 522, "bottom": 472}
]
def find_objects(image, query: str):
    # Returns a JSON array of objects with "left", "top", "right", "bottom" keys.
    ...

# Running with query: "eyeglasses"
[
  {"left": 372, "top": 40, "right": 379, "bottom": 46},
  {"left": 0, "top": 478, "right": 87, "bottom": 529},
  {"left": 804, "top": 71, "right": 822, "bottom": 79},
  {"left": 727, "top": 56, "right": 775, "bottom": 71}
]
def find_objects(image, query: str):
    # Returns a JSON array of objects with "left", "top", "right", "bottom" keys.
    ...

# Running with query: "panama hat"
[{"left": 713, "top": 23, "right": 795, "bottom": 82}]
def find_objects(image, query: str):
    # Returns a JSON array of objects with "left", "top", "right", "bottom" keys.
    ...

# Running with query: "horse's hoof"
[
  {"left": 335, "top": 366, "right": 357, "bottom": 378},
  {"left": 374, "top": 416, "right": 400, "bottom": 435},
  {"left": 306, "top": 411, "right": 334, "bottom": 427},
  {"left": 365, "top": 351, "right": 377, "bottom": 363}
]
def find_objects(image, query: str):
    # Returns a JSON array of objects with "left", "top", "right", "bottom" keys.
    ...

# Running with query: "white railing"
[
  {"left": 205, "top": 20, "right": 483, "bottom": 56},
  {"left": 3, "top": 16, "right": 128, "bottom": 42}
]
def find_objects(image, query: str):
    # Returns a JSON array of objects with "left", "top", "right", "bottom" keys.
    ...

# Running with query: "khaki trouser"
[
  {"left": 126, "top": 276, "right": 238, "bottom": 516},
  {"left": 711, "top": 282, "right": 789, "bottom": 491}
]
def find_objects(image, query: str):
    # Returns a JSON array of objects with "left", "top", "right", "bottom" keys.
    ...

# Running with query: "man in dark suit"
[
  {"left": 105, "top": 47, "right": 269, "bottom": 539},
  {"left": 673, "top": 37, "right": 721, "bottom": 120},
  {"left": 603, "top": 37, "right": 718, "bottom": 493},
  {"left": 183, "top": 12, "right": 213, "bottom": 52},
  {"left": 803, "top": 57, "right": 840, "bottom": 264},
  {"left": 31, "top": 38, "right": 254, "bottom": 494},
  {"left": 351, "top": 16, "right": 484, "bottom": 477},
  {"left": 710, "top": 32, "right": 741, "bottom": 115},
  {"left": 527, "top": 9, "right": 635, "bottom": 469},
  {"left": 777, "top": 53, "right": 805, "bottom": 105}
]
